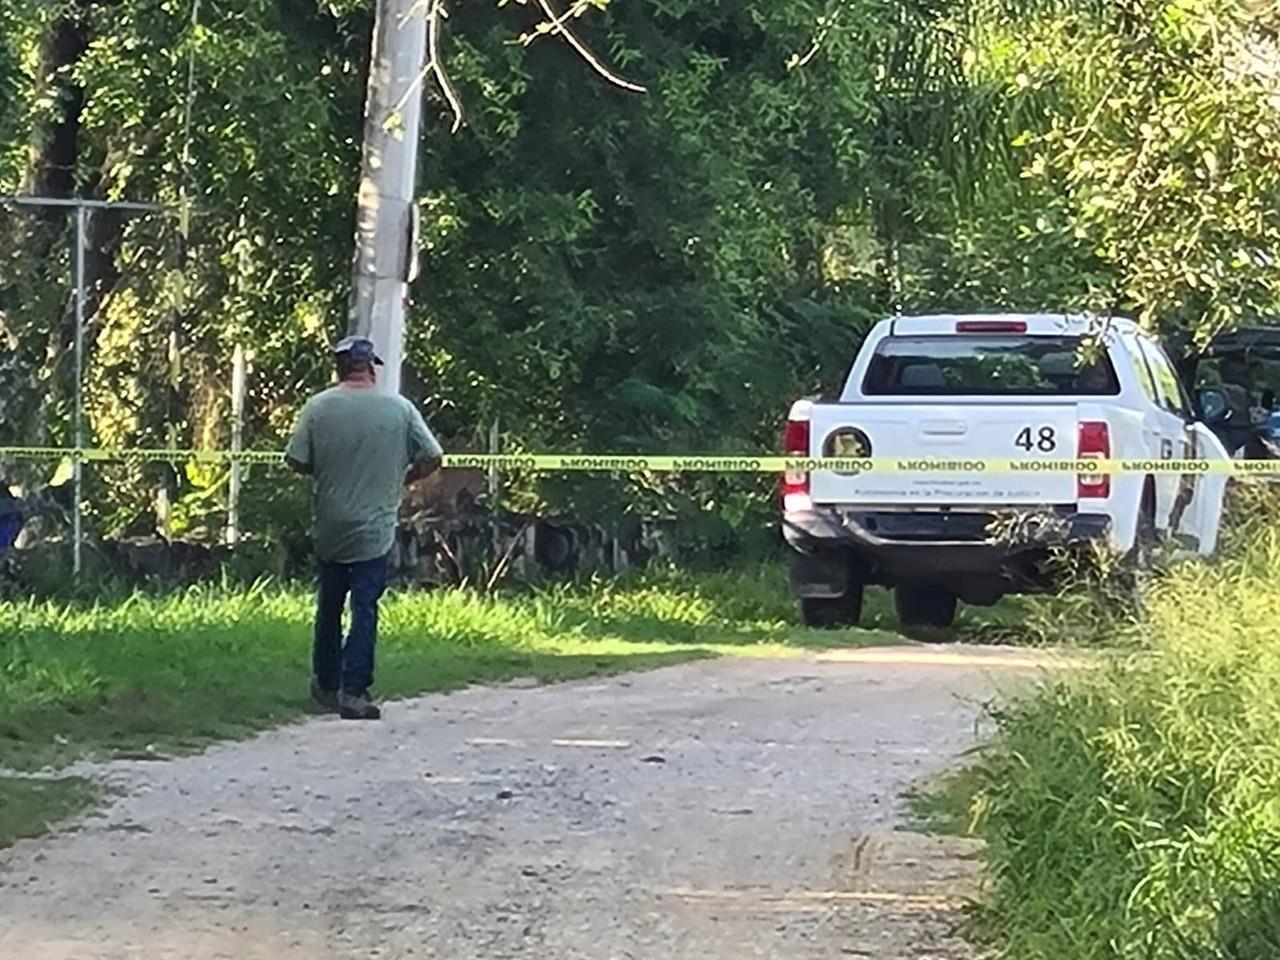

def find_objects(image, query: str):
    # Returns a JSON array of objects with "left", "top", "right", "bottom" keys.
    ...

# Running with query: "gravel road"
[{"left": 0, "top": 645, "right": 1052, "bottom": 960}]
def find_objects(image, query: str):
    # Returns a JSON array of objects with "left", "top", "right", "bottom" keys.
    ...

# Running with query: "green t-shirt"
[{"left": 285, "top": 386, "right": 442, "bottom": 563}]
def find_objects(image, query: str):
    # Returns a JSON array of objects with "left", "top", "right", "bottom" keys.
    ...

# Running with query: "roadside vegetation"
[
  {"left": 0, "top": 777, "right": 99, "bottom": 850},
  {"left": 953, "top": 486, "right": 1280, "bottom": 958}
]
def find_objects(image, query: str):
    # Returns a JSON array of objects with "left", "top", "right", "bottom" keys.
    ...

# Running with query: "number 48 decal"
[{"left": 1015, "top": 426, "right": 1057, "bottom": 452}]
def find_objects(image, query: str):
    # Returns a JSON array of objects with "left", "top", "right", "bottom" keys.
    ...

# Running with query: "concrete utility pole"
[{"left": 349, "top": 0, "right": 428, "bottom": 396}]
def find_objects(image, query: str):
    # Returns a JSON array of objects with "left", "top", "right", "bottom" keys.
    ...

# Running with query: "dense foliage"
[{"left": 1, "top": 0, "right": 1278, "bottom": 554}]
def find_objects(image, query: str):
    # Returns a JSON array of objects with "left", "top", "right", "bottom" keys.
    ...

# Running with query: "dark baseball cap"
[{"left": 332, "top": 336, "right": 384, "bottom": 366}]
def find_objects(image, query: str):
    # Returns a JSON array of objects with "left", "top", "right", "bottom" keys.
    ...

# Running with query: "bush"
[{"left": 971, "top": 485, "right": 1280, "bottom": 958}]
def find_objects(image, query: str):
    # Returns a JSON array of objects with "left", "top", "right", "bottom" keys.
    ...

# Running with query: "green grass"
[
  {"left": 961, "top": 487, "right": 1280, "bottom": 959},
  {"left": 0, "top": 776, "right": 99, "bottom": 849},
  {"left": 903, "top": 763, "right": 986, "bottom": 837}
]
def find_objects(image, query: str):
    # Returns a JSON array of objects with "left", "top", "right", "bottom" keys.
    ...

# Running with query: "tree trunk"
[
  {"left": 20, "top": 12, "right": 90, "bottom": 200},
  {"left": 0, "top": 2, "right": 115, "bottom": 463}
]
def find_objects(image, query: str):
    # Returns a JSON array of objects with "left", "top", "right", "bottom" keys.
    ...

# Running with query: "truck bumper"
[{"left": 783, "top": 507, "right": 1111, "bottom": 600}]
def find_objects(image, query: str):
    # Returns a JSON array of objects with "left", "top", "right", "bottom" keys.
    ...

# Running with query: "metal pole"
[
  {"left": 349, "top": 0, "right": 428, "bottom": 396},
  {"left": 227, "top": 343, "right": 246, "bottom": 546},
  {"left": 72, "top": 204, "right": 86, "bottom": 577},
  {"left": 0, "top": 195, "right": 165, "bottom": 212},
  {"left": 0, "top": 194, "right": 174, "bottom": 575},
  {"left": 488, "top": 416, "right": 500, "bottom": 562},
  {"left": 487, "top": 417, "right": 500, "bottom": 507}
]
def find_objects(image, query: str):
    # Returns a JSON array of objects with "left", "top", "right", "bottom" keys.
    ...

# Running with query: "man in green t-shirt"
[{"left": 285, "top": 337, "right": 443, "bottom": 720}]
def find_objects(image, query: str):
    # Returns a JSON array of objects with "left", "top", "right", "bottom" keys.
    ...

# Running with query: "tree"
[{"left": 998, "top": 0, "right": 1280, "bottom": 340}]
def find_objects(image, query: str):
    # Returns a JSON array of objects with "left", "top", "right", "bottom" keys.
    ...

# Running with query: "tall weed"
[{"left": 973, "top": 484, "right": 1280, "bottom": 958}]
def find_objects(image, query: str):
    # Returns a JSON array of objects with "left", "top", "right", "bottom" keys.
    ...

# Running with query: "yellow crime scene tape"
[{"left": 2, "top": 446, "right": 1280, "bottom": 475}]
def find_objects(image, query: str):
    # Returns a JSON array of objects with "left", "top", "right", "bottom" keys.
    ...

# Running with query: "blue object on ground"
[{"left": 0, "top": 498, "right": 24, "bottom": 556}]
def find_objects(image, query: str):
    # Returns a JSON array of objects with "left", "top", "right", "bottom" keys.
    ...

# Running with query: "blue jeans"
[{"left": 313, "top": 553, "right": 389, "bottom": 694}]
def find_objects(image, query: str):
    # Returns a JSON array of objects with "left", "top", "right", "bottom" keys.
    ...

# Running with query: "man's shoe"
[
  {"left": 310, "top": 677, "right": 339, "bottom": 712},
  {"left": 338, "top": 689, "right": 382, "bottom": 721}
]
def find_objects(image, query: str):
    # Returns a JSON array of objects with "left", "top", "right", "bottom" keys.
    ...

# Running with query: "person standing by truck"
[{"left": 285, "top": 337, "right": 443, "bottom": 720}]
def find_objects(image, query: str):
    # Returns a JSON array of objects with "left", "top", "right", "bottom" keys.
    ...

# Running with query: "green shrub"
[{"left": 972, "top": 486, "right": 1280, "bottom": 958}]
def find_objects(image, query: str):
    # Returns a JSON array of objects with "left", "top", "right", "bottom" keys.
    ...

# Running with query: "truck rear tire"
[
  {"left": 800, "top": 582, "right": 864, "bottom": 628},
  {"left": 894, "top": 582, "right": 957, "bottom": 629}
]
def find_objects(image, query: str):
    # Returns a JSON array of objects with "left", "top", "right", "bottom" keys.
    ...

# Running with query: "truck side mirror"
[{"left": 1197, "top": 387, "right": 1231, "bottom": 425}]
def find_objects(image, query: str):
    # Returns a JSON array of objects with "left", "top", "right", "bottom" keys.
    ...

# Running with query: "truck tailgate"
[{"left": 808, "top": 402, "right": 1080, "bottom": 506}]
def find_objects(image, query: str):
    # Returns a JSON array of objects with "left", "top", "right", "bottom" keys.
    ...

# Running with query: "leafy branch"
[
  {"left": 390, "top": 0, "right": 645, "bottom": 137},
  {"left": 787, "top": 0, "right": 848, "bottom": 71},
  {"left": 518, "top": 0, "right": 647, "bottom": 93}
]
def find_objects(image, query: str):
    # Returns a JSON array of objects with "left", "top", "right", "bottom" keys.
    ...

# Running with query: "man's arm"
[
  {"left": 286, "top": 454, "right": 312, "bottom": 476},
  {"left": 284, "top": 403, "right": 314, "bottom": 475},
  {"left": 404, "top": 402, "right": 444, "bottom": 486}
]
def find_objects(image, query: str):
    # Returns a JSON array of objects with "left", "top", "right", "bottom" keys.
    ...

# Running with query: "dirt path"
[{"left": 0, "top": 645, "right": 1052, "bottom": 960}]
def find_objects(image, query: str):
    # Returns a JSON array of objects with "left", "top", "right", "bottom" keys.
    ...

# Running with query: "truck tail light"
[
  {"left": 1077, "top": 421, "right": 1111, "bottom": 499},
  {"left": 782, "top": 417, "right": 811, "bottom": 511}
]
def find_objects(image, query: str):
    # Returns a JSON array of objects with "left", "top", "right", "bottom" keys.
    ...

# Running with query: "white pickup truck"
[{"left": 782, "top": 312, "right": 1233, "bottom": 628}]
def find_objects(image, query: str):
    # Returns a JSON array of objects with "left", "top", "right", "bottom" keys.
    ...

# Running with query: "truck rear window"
[{"left": 861, "top": 335, "right": 1120, "bottom": 396}]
